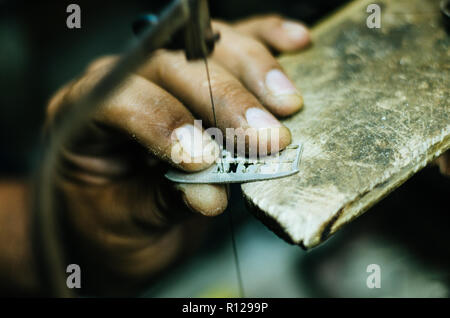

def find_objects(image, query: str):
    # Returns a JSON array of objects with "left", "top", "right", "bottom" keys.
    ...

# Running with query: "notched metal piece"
[
  {"left": 242, "top": 0, "right": 450, "bottom": 249},
  {"left": 165, "top": 143, "right": 303, "bottom": 184}
]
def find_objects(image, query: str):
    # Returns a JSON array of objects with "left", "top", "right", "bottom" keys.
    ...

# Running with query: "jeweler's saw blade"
[{"left": 165, "top": 143, "right": 303, "bottom": 184}]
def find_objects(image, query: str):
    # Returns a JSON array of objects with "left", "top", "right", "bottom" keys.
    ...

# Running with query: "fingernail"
[
  {"left": 265, "top": 69, "right": 299, "bottom": 96},
  {"left": 174, "top": 124, "right": 219, "bottom": 164},
  {"left": 245, "top": 107, "right": 282, "bottom": 129},
  {"left": 282, "top": 21, "right": 309, "bottom": 42}
]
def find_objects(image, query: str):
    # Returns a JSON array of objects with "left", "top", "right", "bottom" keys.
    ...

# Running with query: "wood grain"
[{"left": 242, "top": 0, "right": 450, "bottom": 249}]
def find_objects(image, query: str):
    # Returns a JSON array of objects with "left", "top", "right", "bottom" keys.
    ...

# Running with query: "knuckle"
[
  {"left": 158, "top": 110, "right": 191, "bottom": 140},
  {"left": 211, "top": 19, "right": 229, "bottom": 29}
]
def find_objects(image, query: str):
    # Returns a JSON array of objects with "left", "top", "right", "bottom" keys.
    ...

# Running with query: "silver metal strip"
[{"left": 165, "top": 143, "right": 303, "bottom": 184}]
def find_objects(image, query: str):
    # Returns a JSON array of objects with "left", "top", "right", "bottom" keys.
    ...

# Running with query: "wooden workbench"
[{"left": 242, "top": 0, "right": 450, "bottom": 249}]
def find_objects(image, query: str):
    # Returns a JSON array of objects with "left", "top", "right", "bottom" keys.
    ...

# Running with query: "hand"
[{"left": 46, "top": 15, "right": 310, "bottom": 294}]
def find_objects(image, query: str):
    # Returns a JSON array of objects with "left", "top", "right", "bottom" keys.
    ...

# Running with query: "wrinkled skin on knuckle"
[{"left": 263, "top": 14, "right": 284, "bottom": 25}]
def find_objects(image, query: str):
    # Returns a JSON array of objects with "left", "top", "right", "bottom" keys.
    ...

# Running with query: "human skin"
[{"left": 1, "top": 15, "right": 448, "bottom": 296}]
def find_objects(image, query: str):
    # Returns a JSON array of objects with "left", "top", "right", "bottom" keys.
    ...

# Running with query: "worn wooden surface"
[{"left": 242, "top": 0, "right": 450, "bottom": 249}]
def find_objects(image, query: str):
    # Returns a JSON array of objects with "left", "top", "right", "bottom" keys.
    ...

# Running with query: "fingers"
[
  {"left": 212, "top": 22, "right": 303, "bottom": 117},
  {"left": 138, "top": 51, "right": 291, "bottom": 155},
  {"left": 176, "top": 183, "right": 228, "bottom": 217},
  {"left": 234, "top": 14, "right": 311, "bottom": 52},
  {"left": 63, "top": 67, "right": 219, "bottom": 172},
  {"left": 436, "top": 152, "right": 450, "bottom": 176},
  {"left": 54, "top": 59, "right": 228, "bottom": 225},
  {"left": 85, "top": 55, "right": 118, "bottom": 73},
  {"left": 135, "top": 173, "right": 228, "bottom": 227}
]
